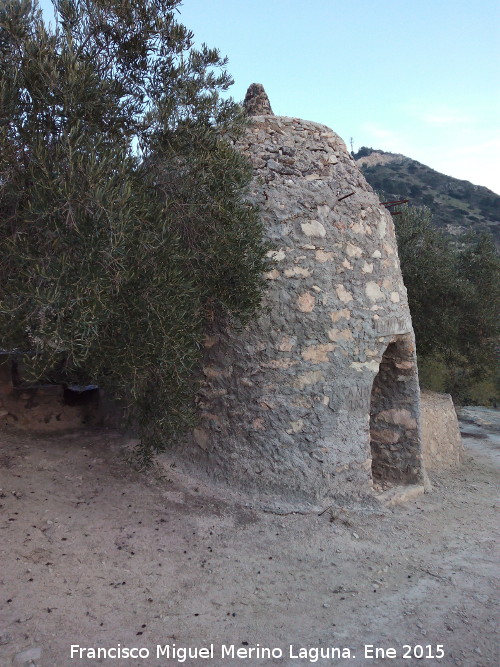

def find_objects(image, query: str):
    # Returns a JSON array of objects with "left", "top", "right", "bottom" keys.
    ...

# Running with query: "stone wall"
[
  {"left": 370, "top": 337, "right": 421, "bottom": 484},
  {"left": 420, "top": 390, "right": 463, "bottom": 470},
  {"left": 166, "top": 86, "right": 424, "bottom": 508},
  {"left": 0, "top": 355, "right": 99, "bottom": 433}
]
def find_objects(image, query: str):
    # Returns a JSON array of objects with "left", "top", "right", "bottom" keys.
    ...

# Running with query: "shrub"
[{"left": 394, "top": 205, "right": 500, "bottom": 403}]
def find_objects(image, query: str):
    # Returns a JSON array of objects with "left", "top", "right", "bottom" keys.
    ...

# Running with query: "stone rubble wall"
[
  {"left": 370, "top": 338, "right": 422, "bottom": 484},
  {"left": 0, "top": 356, "right": 99, "bottom": 433},
  {"left": 168, "top": 112, "right": 424, "bottom": 507},
  {"left": 420, "top": 390, "right": 463, "bottom": 469}
]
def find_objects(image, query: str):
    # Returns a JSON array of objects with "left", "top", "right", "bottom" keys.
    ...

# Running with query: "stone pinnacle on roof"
[{"left": 243, "top": 83, "right": 273, "bottom": 116}]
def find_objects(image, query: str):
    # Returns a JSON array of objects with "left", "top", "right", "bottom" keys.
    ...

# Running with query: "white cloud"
[
  {"left": 360, "top": 122, "right": 400, "bottom": 142},
  {"left": 358, "top": 122, "right": 417, "bottom": 159},
  {"left": 401, "top": 101, "right": 474, "bottom": 127},
  {"left": 418, "top": 110, "right": 472, "bottom": 126}
]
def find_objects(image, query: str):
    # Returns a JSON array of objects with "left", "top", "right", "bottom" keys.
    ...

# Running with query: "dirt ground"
[{"left": 0, "top": 409, "right": 498, "bottom": 667}]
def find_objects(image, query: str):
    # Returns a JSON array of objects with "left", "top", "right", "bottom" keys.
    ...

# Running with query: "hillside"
[{"left": 354, "top": 148, "right": 500, "bottom": 244}]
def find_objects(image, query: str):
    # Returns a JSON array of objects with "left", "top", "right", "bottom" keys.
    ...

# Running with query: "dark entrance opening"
[{"left": 369, "top": 335, "right": 422, "bottom": 486}]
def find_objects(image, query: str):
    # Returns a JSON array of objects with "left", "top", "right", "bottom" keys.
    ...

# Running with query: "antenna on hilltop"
[{"left": 349, "top": 137, "right": 354, "bottom": 154}]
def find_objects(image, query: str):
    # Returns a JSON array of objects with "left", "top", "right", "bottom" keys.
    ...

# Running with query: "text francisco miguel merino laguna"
[{"left": 70, "top": 643, "right": 359, "bottom": 662}]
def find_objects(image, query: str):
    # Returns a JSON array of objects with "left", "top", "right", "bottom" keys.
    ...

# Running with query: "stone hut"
[{"left": 169, "top": 84, "right": 425, "bottom": 507}]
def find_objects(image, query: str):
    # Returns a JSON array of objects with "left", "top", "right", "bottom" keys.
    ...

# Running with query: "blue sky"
[{"left": 39, "top": 0, "right": 500, "bottom": 193}]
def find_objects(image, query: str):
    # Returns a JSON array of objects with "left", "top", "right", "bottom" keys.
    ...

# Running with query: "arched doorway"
[{"left": 369, "top": 335, "right": 422, "bottom": 486}]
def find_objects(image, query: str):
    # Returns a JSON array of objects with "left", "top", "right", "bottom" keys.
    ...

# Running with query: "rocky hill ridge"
[{"left": 354, "top": 148, "right": 500, "bottom": 244}]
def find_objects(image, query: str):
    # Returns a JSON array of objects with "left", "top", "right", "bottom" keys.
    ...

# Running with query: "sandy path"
[{"left": 0, "top": 410, "right": 498, "bottom": 666}]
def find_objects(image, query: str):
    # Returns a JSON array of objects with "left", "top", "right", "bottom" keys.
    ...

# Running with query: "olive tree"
[
  {"left": 0, "top": 0, "right": 268, "bottom": 458},
  {"left": 394, "top": 205, "right": 499, "bottom": 402}
]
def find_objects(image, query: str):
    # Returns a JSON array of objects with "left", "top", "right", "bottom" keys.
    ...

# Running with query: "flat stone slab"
[{"left": 421, "top": 390, "right": 463, "bottom": 470}]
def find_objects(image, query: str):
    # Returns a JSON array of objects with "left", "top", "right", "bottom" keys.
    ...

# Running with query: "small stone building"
[{"left": 168, "top": 85, "right": 425, "bottom": 507}]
